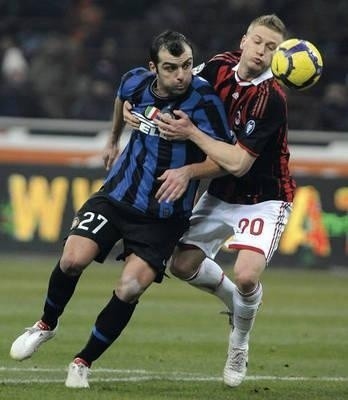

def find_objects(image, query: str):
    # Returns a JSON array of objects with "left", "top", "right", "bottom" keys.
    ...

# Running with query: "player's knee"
[
  {"left": 59, "top": 254, "right": 86, "bottom": 276},
  {"left": 169, "top": 256, "right": 196, "bottom": 280},
  {"left": 234, "top": 271, "right": 258, "bottom": 294},
  {"left": 116, "top": 277, "right": 144, "bottom": 303}
]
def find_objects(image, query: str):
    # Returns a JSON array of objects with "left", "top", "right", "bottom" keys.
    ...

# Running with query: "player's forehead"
[
  {"left": 157, "top": 44, "right": 193, "bottom": 65},
  {"left": 248, "top": 25, "right": 284, "bottom": 46}
]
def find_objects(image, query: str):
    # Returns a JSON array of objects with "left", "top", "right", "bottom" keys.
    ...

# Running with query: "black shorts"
[{"left": 68, "top": 196, "right": 189, "bottom": 282}]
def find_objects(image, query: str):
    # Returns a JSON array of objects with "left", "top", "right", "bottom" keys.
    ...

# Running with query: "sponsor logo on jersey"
[{"left": 132, "top": 110, "right": 170, "bottom": 140}]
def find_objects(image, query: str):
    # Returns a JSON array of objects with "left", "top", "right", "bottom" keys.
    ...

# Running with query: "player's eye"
[
  {"left": 182, "top": 61, "right": 193, "bottom": 70},
  {"left": 164, "top": 65, "right": 177, "bottom": 72}
]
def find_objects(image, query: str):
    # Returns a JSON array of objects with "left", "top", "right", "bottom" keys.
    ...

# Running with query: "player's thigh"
[
  {"left": 181, "top": 192, "right": 234, "bottom": 259},
  {"left": 68, "top": 196, "right": 122, "bottom": 263},
  {"left": 233, "top": 249, "right": 266, "bottom": 288},
  {"left": 122, "top": 212, "right": 189, "bottom": 283},
  {"left": 226, "top": 201, "right": 292, "bottom": 263}
]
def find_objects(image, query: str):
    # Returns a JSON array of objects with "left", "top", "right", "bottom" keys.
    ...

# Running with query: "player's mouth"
[
  {"left": 173, "top": 85, "right": 186, "bottom": 93},
  {"left": 252, "top": 57, "right": 263, "bottom": 65}
]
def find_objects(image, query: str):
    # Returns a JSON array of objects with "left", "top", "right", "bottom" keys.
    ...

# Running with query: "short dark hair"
[{"left": 150, "top": 30, "right": 193, "bottom": 65}]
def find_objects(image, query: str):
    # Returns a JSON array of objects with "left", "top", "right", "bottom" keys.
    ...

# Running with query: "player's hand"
[
  {"left": 102, "top": 143, "right": 120, "bottom": 171},
  {"left": 123, "top": 101, "right": 140, "bottom": 129},
  {"left": 156, "top": 110, "right": 196, "bottom": 141},
  {"left": 155, "top": 166, "right": 192, "bottom": 203}
]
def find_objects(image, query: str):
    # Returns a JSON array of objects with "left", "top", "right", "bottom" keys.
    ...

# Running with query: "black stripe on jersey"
[
  {"left": 120, "top": 137, "right": 147, "bottom": 205},
  {"left": 147, "top": 139, "right": 174, "bottom": 214},
  {"left": 252, "top": 82, "right": 269, "bottom": 118}
]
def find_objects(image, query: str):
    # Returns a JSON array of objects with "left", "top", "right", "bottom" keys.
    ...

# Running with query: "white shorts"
[{"left": 181, "top": 191, "right": 292, "bottom": 264}]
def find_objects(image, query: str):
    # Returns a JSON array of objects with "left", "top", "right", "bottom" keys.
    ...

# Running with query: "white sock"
[
  {"left": 231, "top": 282, "right": 263, "bottom": 349},
  {"left": 186, "top": 258, "right": 236, "bottom": 311}
]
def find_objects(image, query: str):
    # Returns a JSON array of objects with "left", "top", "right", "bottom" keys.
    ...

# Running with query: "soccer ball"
[{"left": 271, "top": 38, "right": 323, "bottom": 90}]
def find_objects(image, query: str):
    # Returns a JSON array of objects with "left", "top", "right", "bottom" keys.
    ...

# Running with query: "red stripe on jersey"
[{"left": 252, "top": 82, "right": 269, "bottom": 118}]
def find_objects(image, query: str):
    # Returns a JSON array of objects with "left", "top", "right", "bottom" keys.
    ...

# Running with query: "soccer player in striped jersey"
[
  {"left": 9, "top": 30, "right": 232, "bottom": 388},
  {"left": 144, "top": 14, "right": 296, "bottom": 387}
]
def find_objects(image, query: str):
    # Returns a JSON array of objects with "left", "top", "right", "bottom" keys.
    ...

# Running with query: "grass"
[{"left": 0, "top": 255, "right": 348, "bottom": 399}]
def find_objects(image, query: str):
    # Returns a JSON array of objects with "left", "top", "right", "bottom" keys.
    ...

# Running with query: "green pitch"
[{"left": 0, "top": 255, "right": 347, "bottom": 400}]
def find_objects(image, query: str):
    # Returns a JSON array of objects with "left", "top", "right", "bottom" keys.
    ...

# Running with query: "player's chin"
[
  {"left": 172, "top": 86, "right": 187, "bottom": 96},
  {"left": 249, "top": 62, "right": 267, "bottom": 76}
]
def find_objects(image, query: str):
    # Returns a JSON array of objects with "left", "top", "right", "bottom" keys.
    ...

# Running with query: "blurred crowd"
[{"left": 0, "top": 0, "right": 348, "bottom": 131}]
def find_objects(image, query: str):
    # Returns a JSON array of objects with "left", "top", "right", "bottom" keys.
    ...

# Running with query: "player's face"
[
  {"left": 238, "top": 25, "right": 284, "bottom": 80},
  {"left": 150, "top": 44, "right": 193, "bottom": 97}
]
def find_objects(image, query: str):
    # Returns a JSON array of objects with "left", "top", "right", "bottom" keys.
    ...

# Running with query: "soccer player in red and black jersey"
[{"left": 150, "top": 14, "right": 296, "bottom": 387}]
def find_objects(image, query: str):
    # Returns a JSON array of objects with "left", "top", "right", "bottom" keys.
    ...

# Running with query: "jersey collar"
[{"left": 233, "top": 63, "right": 273, "bottom": 86}]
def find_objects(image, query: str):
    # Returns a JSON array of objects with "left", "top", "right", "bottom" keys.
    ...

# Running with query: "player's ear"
[
  {"left": 149, "top": 61, "right": 157, "bottom": 73},
  {"left": 240, "top": 35, "right": 247, "bottom": 50}
]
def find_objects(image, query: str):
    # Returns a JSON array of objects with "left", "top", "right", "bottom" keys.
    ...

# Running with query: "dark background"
[{"left": 1, "top": 0, "right": 348, "bottom": 131}]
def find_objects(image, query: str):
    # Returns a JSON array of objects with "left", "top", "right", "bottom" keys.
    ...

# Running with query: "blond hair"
[{"left": 247, "top": 14, "right": 287, "bottom": 38}]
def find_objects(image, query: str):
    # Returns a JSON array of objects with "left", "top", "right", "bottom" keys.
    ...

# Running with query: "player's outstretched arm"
[{"left": 103, "top": 97, "right": 125, "bottom": 170}]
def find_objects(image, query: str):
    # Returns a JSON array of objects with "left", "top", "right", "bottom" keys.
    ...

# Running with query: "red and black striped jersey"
[{"left": 199, "top": 51, "right": 296, "bottom": 204}]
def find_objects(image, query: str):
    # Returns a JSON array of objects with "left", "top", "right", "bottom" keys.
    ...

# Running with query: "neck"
[{"left": 152, "top": 79, "right": 168, "bottom": 98}]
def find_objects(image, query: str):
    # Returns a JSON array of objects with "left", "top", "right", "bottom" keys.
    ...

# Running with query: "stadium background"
[{"left": 0, "top": 0, "right": 347, "bottom": 268}]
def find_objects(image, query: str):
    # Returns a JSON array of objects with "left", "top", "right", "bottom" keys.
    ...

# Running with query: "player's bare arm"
[
  {"left": 156, "top": 109, "right": 256, "bottom": 177},
  {"left": 103, "top": 97, "right": 126, "bottom": 171},
  {"left": 155, "top": 157, "right": 224, "bottom": 203}
]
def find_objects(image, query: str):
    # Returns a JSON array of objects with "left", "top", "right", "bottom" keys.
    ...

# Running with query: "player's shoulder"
[
  {"left": 119, "top": 67, "right": 154, "bottom": 97},
  {"left": 258, "top": 73, "right": 287, "bottom": 101},
  {"left": 190, "top": 74, "right": 220, "bottom": 97},
  {"left": 271, "top": 79, "right": 287, "bottom": 102},
  {"left": 266, "top": 78, "right": 287, "bottom": 105},
  {"left": 208, "top": 50, "right": 241, "bottom": 66},
  {"left": 191, "top": 74, "right": 212, "bottom": 88},
  {"left": 121, "top": 67, "right": 152, "bottom": 83},
  {"left": 255, "top": 77, "right": 287, "bottom": 117}
]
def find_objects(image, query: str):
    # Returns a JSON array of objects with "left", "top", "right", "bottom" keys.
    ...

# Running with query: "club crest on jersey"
[
  {"left": 161, "top": 105, "right": 175, "bottom": 119},
  {"left": 245, "top": 120, "right": 256, "bottom": 136}
]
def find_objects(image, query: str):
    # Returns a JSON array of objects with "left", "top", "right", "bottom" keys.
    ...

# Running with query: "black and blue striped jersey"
[{"left": 102, "top": 67, "right": 231, "bottom": 219}]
